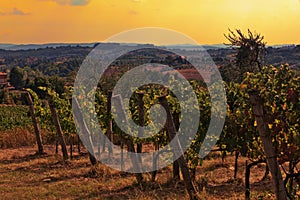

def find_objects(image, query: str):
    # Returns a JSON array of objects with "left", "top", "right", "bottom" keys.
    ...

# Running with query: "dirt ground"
[{"left": 0, "top": 145, "right": 277, "bottom": 200}]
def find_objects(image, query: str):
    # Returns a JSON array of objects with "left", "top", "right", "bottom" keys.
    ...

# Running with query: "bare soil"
[{"left": 0, "top": 145, "right": 276, "bottom": 200}]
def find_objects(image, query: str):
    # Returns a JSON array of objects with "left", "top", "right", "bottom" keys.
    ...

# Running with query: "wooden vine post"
[
  {"left": 24, "top": 91, "right": 44, "bottom": 154},
  {"left": 112, "top": 94, "right": 143, "bottom": 183},
  {"left": 72, "top": 97, "right": 97, "bottom": 165},
  {"left": 137, "top": 91, "right": 145, "bottom": 182},
  {"left": 158, "top": 94, "right": 199, "bottom": 200},
  {"left": 48, "top": 96, "right": 69, "bottom": 160},
  {"left": 102, "top": 92, "right": 113, "bottom": 156},
  {"left": 173, "top": 112, "right": 180, "bottom": 180},
  {"left": 249, "top": 90, "right": 287, "bottom": 200},
  {"left": 107, "top": 92, "right": 113, "bottom": 155}
]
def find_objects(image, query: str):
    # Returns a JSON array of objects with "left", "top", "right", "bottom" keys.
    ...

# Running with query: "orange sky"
[{"left": 0, "top": 0, "right": 299, "bottom": 45}]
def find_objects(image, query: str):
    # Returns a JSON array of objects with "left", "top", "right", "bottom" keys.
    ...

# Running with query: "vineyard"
[
  {"left": 0, "top": 63, "right": 299, "bottom": 199},
  {"left": 0, "top": 30, "right": 299, "bottom": 200},
  {"left": 0, "top": 105, "right": 31, "bottom": 131}
]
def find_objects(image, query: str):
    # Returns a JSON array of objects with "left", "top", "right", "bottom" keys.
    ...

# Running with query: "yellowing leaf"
[
  {"left": 282, "top": 103, "right": 287, "bottom": 111},
  {"left": 254, "top": 121, "right": 257, "bottom": 127},
  {"left": 272, "top": 106, "right": 275, "bottom": 113},
  {"left": 240, "top": 84, "right": 247, "bottom": 89},
  {"left": 268, "top": 124, "right": 273, "bottom": 129}
]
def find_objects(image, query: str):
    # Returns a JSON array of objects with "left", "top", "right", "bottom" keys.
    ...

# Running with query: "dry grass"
[
  {"left": 0, "top": 128, "right": 36, "bottom": 148},
  {"left": 0, "top": 128, "right": 55, "bottom": 148},
  {"left": 0, "top": 145, "right": 279, "bottom": 200}
]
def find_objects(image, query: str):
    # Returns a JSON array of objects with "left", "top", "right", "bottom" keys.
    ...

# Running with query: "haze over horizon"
[
  {"left": 1, "top": 0, "right": 300, "bottom": 45},
  {"left": 0, "top": 42, "right": 298, "bottom": 46}
]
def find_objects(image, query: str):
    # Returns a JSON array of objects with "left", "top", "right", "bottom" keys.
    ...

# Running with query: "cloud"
[
  {"left": 49, "top": 0, "right": 67, "bottom": 4},
  {"left": 12, "top": 8, "right": 29, "bottom": 15},
  {"left": 70, "top": 0, "right": 90, "bottom": 6},
  {"left": 0, "top": 8, "right": 29, "bottom": 16},
  {"left": 128, "top": 10, "right": 138, "bottom": 15},
  {"left": 42, "top": 0, "right": 91, "bottom": 6}
]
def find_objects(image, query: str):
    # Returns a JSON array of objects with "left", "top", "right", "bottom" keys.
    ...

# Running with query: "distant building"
[
  {"left": 0, "top": 72, "right": 14, "bottom": 90},
  {"left": 0, "top": 72, "right": 8, "bottom": 88}
]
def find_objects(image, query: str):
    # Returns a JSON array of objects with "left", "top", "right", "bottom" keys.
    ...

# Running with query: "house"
[{"left": 0, "top": 72, "right": 8, "bottom": 88}]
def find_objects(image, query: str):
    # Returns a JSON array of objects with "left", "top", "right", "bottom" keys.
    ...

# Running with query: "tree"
[
  {"left": 30, "top": 76, "right": 49, "bottom": 99},
  {"left": 10, "top": 67, "right": 25, "bottom": 90},
  {"left": 48, "top": 76, "right": 66, "bottom": 96},
  {"left": 224, "top": 29, "right": 266, "bottom": 79}
]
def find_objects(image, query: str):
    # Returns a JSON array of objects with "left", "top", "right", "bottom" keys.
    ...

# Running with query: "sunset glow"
[{"left": 1, "top": 0, "right": 300, "bottom": 44}]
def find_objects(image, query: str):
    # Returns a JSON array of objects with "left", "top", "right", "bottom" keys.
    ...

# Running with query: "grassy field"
[{"left": 0, "top": 145, "right": 276, "bottom": 200}]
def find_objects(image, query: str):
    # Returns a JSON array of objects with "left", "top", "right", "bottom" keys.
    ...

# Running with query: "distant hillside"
[
  {"left": 1, "top": 42, "right": 298, "bottom": 51},
  {"left": 0, "top": 43, "right": 96, "bottom": 51},
  {"left": 0, "top": 44, "right": 16, "bottom": 50},
  {"left": 0, "top": 43, "right": 232, "bottom": 51},
  {"left": 165, "top": 44, "right": 228, "bottom": 50},
  {"left": 0, "top": 43, "right": 298, "bottom": 79}
]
